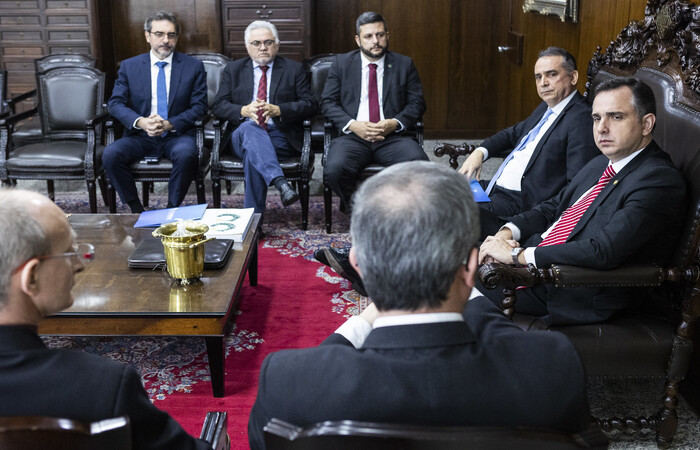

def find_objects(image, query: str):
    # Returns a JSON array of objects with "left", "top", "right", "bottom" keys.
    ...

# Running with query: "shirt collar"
[
  {"left": 360, "top": 52, "right": 385, "bottom": 70},
  {"left": 150, "top": 52, "right": 173, "bottom": 66},
  {"left": 253, "top": 60, "right": 275, "bottom": 70},
  {"left": 550, "top": 90, "right": 577, "bottom": 115},
  {"left": 373, "top": 312, "right": 464, "bottom": 329},
  {"left": 610, "top": 147, "right": 645, "bottom": 173}
]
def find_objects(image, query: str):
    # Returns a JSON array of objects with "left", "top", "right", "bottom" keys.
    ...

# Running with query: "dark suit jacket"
[
  {"left": 247, "top": 297, "right": 590, "bottom": 450},
  {"left": 211, "top": 56, "right": 316, "bottom": 152},
  {"left": 108, "top": 52, "right": 208, "bottom": 137},
  {"left": 511, "top": 141, "right": 686, "bottom": 324},
  {"left": 483, "top": 92, "right": 599, "bottom": 211},
  {"left": 320, "top": 50, "right": 426, "bottom": 133},
  {"left": 0, "top": 326, "right": 209, "bottom": 450}
]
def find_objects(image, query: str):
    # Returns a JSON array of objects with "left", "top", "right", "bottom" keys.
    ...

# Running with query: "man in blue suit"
[
  {"left": 212, "top": 20, "right": 316, "bottom": 214},
  {"left": 104, "top": 10, "right": 207, "bottom": 213}
]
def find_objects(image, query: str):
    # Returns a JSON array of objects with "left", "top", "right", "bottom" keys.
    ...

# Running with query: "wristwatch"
[{"left": 511, "top": 247, "right": 525, "bottom": 266}]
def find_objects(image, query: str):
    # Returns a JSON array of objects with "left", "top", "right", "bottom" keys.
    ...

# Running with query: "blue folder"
[
  {"left": 470, "top": 180, "right": 491, "bottom": 203},
  {"left": 134, "top": 204, "right": 208, "bottom": 228}
]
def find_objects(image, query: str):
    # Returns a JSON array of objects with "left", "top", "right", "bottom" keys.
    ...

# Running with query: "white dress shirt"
[{"left": 247, "top": 60, "right": 275, "bottom": 126}]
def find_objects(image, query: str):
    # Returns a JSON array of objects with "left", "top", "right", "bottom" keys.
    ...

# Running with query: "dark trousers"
[
  {"left": 102, "top": 133, "right": 197, "bottom": 207},
  {"left": 324, "top": 133, "right": 428, "bottom": 208},
  {"left": 478, "top": 183, "right": 523, "bottom": 240},
  {"left": 230, "top": 121, "right": 298, "bottom": 213}
]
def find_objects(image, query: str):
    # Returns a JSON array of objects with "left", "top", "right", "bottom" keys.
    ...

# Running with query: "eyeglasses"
[
  {"left": 37, "top": 243, "right": 95, "bottom": 265},
  {"left": 12, "top": 243, "right": 95, "bottom": 275},
  {"left": 248, "top": 40, "right": 276, "bottom": 48},
  {"left": 148, "top": 31, "right": 178, "bottom": 40}
]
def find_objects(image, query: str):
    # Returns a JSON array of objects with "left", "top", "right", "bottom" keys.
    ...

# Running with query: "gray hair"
[
  {"left": 538, "top": 46, "right": 577, "bottom": 73},
  {"left": 350, "top": 161, "right": 480, "bottom": 311},
  {"left": 0, "top": 189, "right": 51, "bottom": 308},
  {"left": 144, "top": 10, "right": 180, "bottom": 35},
  {"left": 244, "top": 21, "right": 280, "bottom": 44}
]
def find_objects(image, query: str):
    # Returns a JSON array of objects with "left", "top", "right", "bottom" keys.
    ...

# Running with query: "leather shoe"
[
  {"left": 278, "top": 182, "right": 299, "bottom": 207},
  {"left": 323, "top": 247, "right": 367, "bottom": 297},
  {"left": 313, "top": 248, "right": 329, "bottom": 266}
]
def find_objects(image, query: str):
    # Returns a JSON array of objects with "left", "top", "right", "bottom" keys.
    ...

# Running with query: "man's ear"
[
  {"left": 349, "top": 247, "right": 362, "bottom": 277},
  {"left": 642, "top": 113, "right": 656, "bottom": 136},
  {"left": 463, "top": 247, "right": 479, "bottom": 289},
  {"left": 355, "top": 34, "right": 361, "bottom": 48},
  {"left": 18, "top": 259, "right": 40, "bottom": 298}
]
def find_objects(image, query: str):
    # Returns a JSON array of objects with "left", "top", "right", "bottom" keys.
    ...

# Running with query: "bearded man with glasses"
[
  {"left": 104, "top": 10, "right": 208, "bottom": 213},
  {"left": 0, "top": 189, "right": 212, "bottom": 449}
]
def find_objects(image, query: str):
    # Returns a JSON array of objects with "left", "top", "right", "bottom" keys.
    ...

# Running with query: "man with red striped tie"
[{"left": 476, "top": 77, "right": 686, "bottom": 327}]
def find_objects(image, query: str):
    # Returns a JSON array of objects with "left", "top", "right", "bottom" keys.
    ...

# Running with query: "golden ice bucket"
[{"left": 152, "top": 220, "right": 215, "bottom": 283}]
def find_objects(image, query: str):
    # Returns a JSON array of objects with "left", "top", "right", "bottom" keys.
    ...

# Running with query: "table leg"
[
  {"left": 205, "top": 336, "right": 225, "bottom": 397},
  {"left": 249, "top": 243, "right": 258, "bottom": 286}
]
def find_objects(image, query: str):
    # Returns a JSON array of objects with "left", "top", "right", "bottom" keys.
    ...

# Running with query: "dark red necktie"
[
  {"left": 257, "top": 65, "right": 268, "bottom": 130},
  {"left": 368, "top": 63, "right": 380, "bottom": 123},
  {"left": 538, "top": 165, "right": 617, "bottom": 246}
]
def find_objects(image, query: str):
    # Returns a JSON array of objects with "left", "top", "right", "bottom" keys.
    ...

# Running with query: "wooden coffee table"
[{"left": 38, "top": 213, "right": 260, "bottom": 397}]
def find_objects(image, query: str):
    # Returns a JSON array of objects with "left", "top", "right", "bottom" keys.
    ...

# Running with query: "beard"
[{"left": 359, "top": 42, "right": 387, "bottom": 60}]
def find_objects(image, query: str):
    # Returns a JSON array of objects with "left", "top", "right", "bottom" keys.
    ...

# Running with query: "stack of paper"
[{"left": 199, "top": 208, "right": 255, "bottom": 242}]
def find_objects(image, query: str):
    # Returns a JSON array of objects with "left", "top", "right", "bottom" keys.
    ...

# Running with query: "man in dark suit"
[
  {"left": 104, "top": 10, "right": 208, "bottom": 213},
  {"left": 460, "top": 47, "right": 599, "bottom": 239},
  {"left": 212, "top": 20, "right": 316, "bottom": 213},
  {"left": 0, "top": 189, "right": 211, "bottom": 449},
  {"left": 322, "top": 11, "right": 428, "bottom": 210},
  {"left": 248, "top": 161, "right": 590, "bottom": 450},
  {"left": 478, "top": 77, "right": 686, "bottom": 326}
]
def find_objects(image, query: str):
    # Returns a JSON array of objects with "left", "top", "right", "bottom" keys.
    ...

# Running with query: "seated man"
[
  {"left": 0, "top": 189, "right": 211, "bottom": 449},
  {"left": 459, "top": 47, "right": 598, "bottom": 239},
  {"left": 104, "top": 10, "right": 208, "bottom": 213},
  {"left": 212, "top": 20, "right": 316, "bottom": 213},
  {"left": 248, "top": 161, "right": 590, "bottom": 450},
  {"left": 478, "top": 77, "right": 686, "bottom": 326}
]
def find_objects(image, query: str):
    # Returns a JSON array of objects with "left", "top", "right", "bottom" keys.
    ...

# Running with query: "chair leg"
[
  {"left": 324, "top": 182, "right": 333, "bottom": 234},
  {"left": 142, "top": 182, "right": 150, "bottom": 207},
  {"left": 655, "top": 379, "right": 680, "bottom": 448},
  {"left": 300, "top": 179, "right": 310, "bottom": 230},
  {"left": 47, "top": 180, "right": 55, "bottom": 202},
  {"left": 87, "top": 179, "right": 98, "bottom": 213},
  {"left": 196, "top": 178, "right": 206, "bottom": 204},
  {"left": 97, "top": 175, "right": 109, "bottom": 207},
  {"left": 212, "top": 178, "right": 222, "bottom": 208},
  {"left": 226, "top": 180, "right": 232, "bottom": 195},
  {"left": 107, "top": 181, "right": 117, "bottom": 213}
]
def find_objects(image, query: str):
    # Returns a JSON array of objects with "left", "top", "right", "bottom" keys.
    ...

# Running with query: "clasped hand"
[
  {"left": 241, "top": 99, "right": 281, "bottom": 123},
  {"left": 349, "top": 119, "right": 398, "bottom": 143},
  {"left": 478, "top": 231, "right": 519, "bottom": 265},
  {"left": 138, "top": 114, "right": 172, "bottom": 137}
]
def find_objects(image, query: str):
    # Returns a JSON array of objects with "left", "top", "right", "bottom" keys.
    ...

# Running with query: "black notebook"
[{"left": 127, "top": 237, "right": 234, "bottom": 270}]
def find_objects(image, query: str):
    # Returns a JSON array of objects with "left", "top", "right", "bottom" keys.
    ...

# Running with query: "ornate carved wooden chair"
[
  {"left": 263, "top": 419, "right": 608, "bottom": 450},
  {"left": 0, "top": 66, "right": 108, "bottom": 212},
  {"left": 477, "top": 1, "right": 700, "bottom": 447}
]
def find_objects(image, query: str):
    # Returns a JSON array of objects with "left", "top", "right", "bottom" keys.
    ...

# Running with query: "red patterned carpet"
[{"left": 46, "top": 193, "right": 368, "bottom": 448}]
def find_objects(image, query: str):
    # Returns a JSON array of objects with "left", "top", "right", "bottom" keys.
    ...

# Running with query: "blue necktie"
[
  {"left": 156, "top": 61, "right": 168, "bottom": 120},
  {"left": 485, "top": 108, "right": 554, "bottom": 195}
]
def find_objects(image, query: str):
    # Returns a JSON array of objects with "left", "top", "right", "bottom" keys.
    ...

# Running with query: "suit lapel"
[
  {"left": 525, "top": 93, "right": 582, "bottom": 173},
  {"left": 382, "top": 52, "right": 394, "bottom": 109},
  {"left": 269, "top": 57, "right": 282, "bottom": 102},
  {"left": 242, "top": 58, "right": 255, "bottom": 101},
  {"left": 167, "top": 52, "right": 183, "bottom": 115},
  {"left": 349, "top": 51, "right": 362, "bottom": 118},
  {"left": 569, "top": 143, "right": 656, "bottom": 237},
  {"left": 140, "top": 54, "right": 152, "bottom": 114}
]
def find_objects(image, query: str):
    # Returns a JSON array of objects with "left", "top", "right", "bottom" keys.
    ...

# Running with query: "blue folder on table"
[
  {"left": 470, "top": 180, "right": 491, "bottom": 203},
  {"left": 134, "top": 204, "right": 208, "bottom": 228}
]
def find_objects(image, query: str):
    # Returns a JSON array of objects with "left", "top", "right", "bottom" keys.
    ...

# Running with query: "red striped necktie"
[
  {"left": 368, "top": 63, "right": 380, "bottom": 123},
  {"left": 257, "top": 65, "right": 269, "bottom": 130},
  {"left": 538, "top": 165, "right": 617, "bottom": 247}
]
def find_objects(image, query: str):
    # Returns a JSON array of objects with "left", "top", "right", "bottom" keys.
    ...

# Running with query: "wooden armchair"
[
  {"left": 477, "top": 1, "right": 700, "bottom": 447},
  {"left": 263, "top": 419, "right": 608, "bottom": 450}
]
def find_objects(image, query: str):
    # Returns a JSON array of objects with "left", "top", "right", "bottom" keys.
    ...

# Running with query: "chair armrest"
[
  {"left": 86, "top": 108, "right": 111, "bottom": 128},
  {"left": 200, "top": 411, "right": 229, "bottom": 450},
  {"left": 300, "top": 119, "right": 312, "bottom": 170},
  {"left": 433, "top": 142, "right": 478, "bottom": 169},
  {"left": 322, "top": 120, "right": 333, "bottom": 167},
  {"left": 0, "top": 106, "right": 39, "bottom": 127},
  {"left": 416, "top": 119, "right": 424, "bottom": 148},
  {"left": 6, "top": 88, "right": 37, "bottom": 113}
]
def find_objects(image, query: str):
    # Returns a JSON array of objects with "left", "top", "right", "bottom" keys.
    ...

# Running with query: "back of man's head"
[
  {"left": 0, "top": 190, "right": 51, "bottom": 308},
  {"left": 350, "top": 161, "right": 480, "bottom": 311}
]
